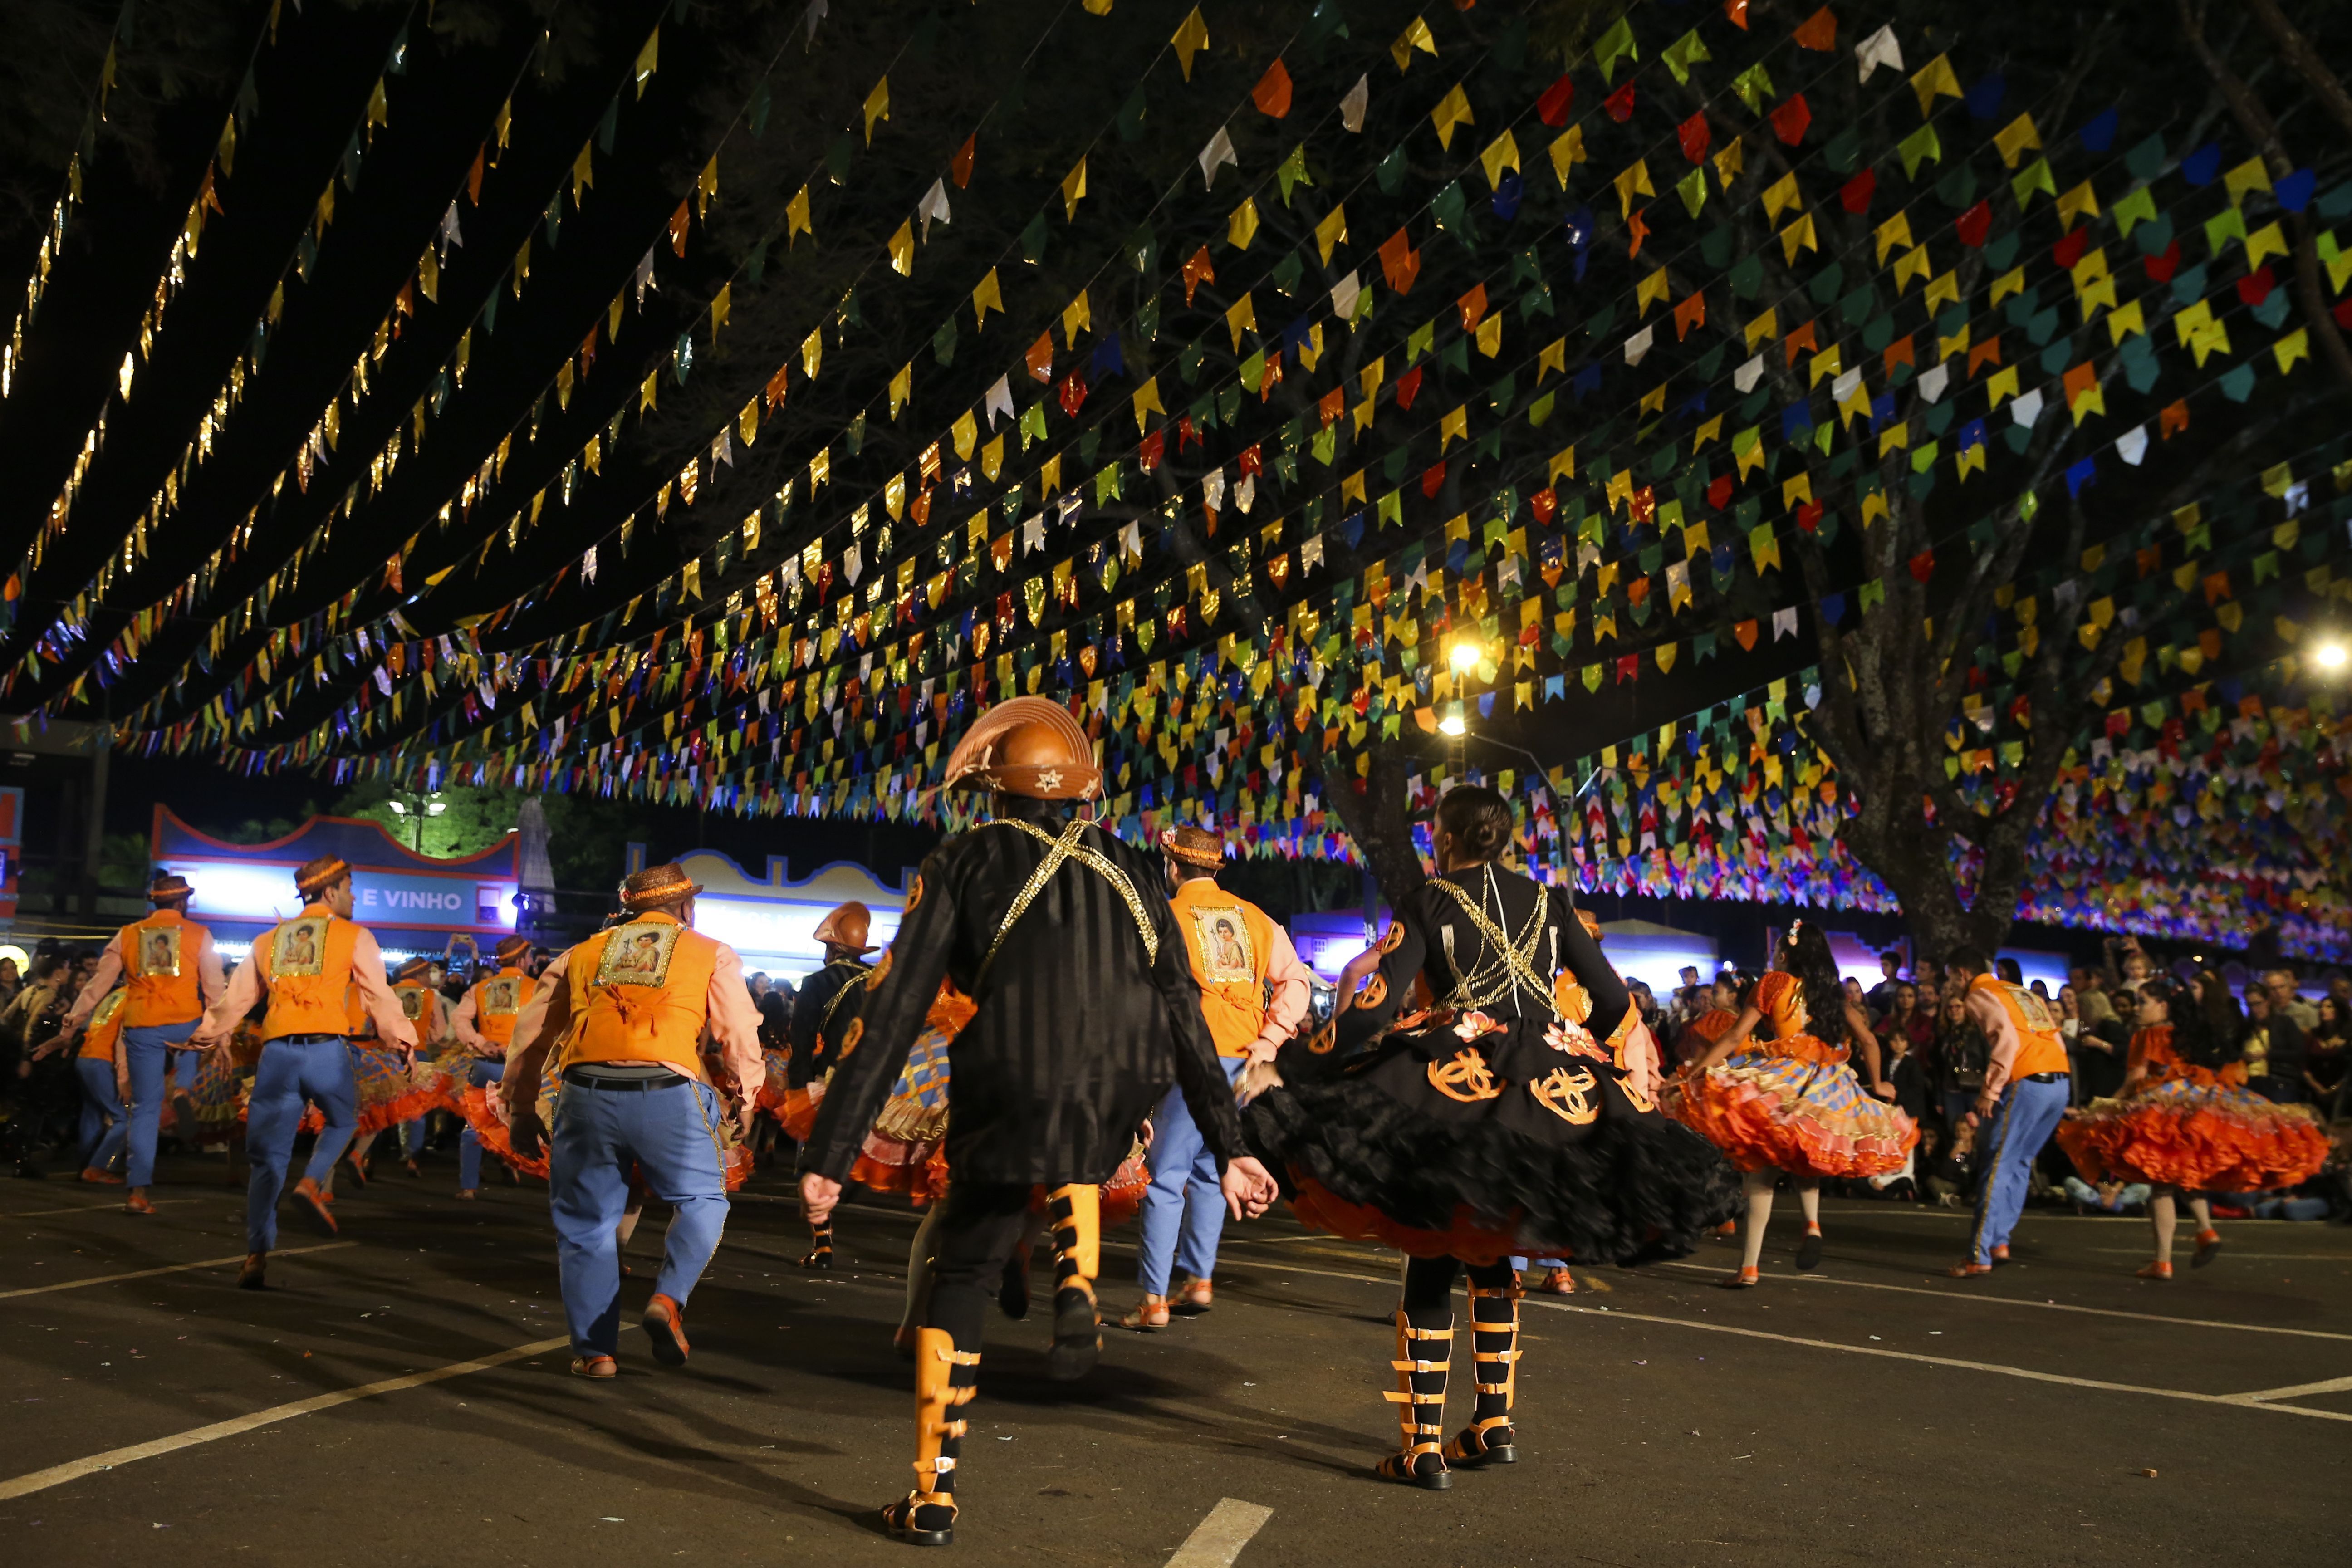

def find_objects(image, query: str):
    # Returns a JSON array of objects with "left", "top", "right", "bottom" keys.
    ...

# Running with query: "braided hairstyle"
[{"left": 1776, "top": 923, "right": 1850, "bottom": 1047}]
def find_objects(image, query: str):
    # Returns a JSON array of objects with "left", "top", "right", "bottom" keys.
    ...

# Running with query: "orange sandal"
[
  {"left": 1118, "top": 1295, "right": 1171, "bottom": 1332},
  {"left": 1533, "top": 1267, "right": 1576, "bottom": 1295},
  {"left": 2136, "top": 1259, "right": 2173, "bottom": 1280},
  {"left": 1174, "top": 1278, "right": 1214, "bottom": 1313},
  {"left": 1720, "top": 1265, "right": 1760, "bottom": 1289}
]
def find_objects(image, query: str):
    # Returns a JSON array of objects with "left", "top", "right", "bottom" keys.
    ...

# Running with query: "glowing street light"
[
  {"left": 2316, "top": 641, "right": 2348, "bottom": 671},
  {"left": 1439, "top": 714, "right": 1467, "bottom": 736},
  {"left": 1448, "top": 639, "right": 1484, "bottom": 673}
]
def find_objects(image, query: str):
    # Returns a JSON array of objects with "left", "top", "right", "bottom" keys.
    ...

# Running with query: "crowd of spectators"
[{"left": 1637, "top": 935, "right": 2352, "bottom": 1223}]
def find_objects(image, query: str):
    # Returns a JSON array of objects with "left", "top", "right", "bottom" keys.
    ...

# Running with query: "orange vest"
[
  {"left": 468, "top": 967, "right": 537, "bottom": 1049},
  {"left": 560, "top": 913, "right": 720, "bottom": 1081},
  {"left": 252, "top": 904, "right": 365, "bottom": 1041},
  {"left": 1971, "top": 974, "right": 2070, "bottom": 1078},
  {"left": 1170, "top": 879, "right": 1279, "bottom": 1058},
  {"left": 120, "top": 908, "right": 207, "bottom": 1028},
  {"left": 394, "top": 980, "right": 441, "bottom": 1043},
  {"left": 79, "top": 988, "right": 128, "bottom": 1061}
]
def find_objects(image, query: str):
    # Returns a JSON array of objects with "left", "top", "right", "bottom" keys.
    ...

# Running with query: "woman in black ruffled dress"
[{"left": 1247, "top": 786, "right": 1738, "bottom": 1490}]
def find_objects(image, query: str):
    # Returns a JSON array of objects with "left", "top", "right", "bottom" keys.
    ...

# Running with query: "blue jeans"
[
  {"left": 549, "top": 1075, "right": 730, "bottom": 1357},
  {"left": 245, "top": 1035, "right": 359, "bottom": 1251},
  {"left": 1136, "top": 1058, "right": 1246, "bottom": 1296},
  {"left": 121, "top": 1021, "right": 200, "bottom": 1187},
  {"left": 458, "top": 1058, "right": 505, "bottom": 1190},
  {"left": 75, "top": 1058, "right": 127, "bottom": 1174},
  {"left": 1968, "top": 1076, "right": 2072, "bottom": 1265}
]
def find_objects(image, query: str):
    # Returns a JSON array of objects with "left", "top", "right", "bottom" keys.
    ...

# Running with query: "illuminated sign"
[
  {"left": 152, "top": 858, "right": 519, "bottom": 933},
  {"left": 666, "top": 851, "right": 908, "bottom": 983}
]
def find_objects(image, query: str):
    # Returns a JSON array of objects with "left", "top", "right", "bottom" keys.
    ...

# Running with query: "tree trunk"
[
  {"left": 1315, "top": 742, "right": 1426, "bottom": 911},
  {"left": 2244, "top": 0, "right": 2352, "bottom": 140}
]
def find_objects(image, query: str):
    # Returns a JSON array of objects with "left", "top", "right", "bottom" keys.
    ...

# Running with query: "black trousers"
[
  {"left": 1400, "top": 1254, "right": 1515, "bottom": 1310},
  {"left": 925, "top": 1180, "right": 1037, "bottom": 1348}
]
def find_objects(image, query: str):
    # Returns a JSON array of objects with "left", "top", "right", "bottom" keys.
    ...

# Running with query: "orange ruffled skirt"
[
  {"left": 2057, "top": 1067, "right": 2331, "bottom": 1192},
  {"left": 1664, "top": 1035, "right": 1917, "bottom": 1179}
]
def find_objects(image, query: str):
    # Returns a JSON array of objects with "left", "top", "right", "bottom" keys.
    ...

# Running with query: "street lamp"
[
  {"left": 2315, "top": 641, "right": 2347, "bottom": 671},
  {"left": 1448, "top": 639, "right": 1484, "bottom": 673},
  {"left": 1439, "top": 713, "right": 1467, "bottom": 736},
  {"left": 386, "top": 791, "right": 447, "bottom": 851}
]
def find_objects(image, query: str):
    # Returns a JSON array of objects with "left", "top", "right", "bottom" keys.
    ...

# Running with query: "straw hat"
[
  {"left": 617, "top": 862, "right": 703, "bottom": 910},
  {"left": 494, "top": 934, "right": 534, "bottom": 963},
  {"left": 294, "top": 856, "right": 352, "bottom": 897},
  {"left": 1160, "top": 824, "right": 1226, "bottom": 869},
  {"left": 146, "top": 872, "right": 194, "bottom": 903}
]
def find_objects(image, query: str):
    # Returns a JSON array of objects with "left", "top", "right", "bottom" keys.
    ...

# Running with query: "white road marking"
[
  {"left": 1165, "top": 1497, "right": 1273, "bottom": 1568},
  {"left": 2229, "top": 1373, "right": 2352, "bottom": 1403},
  {"left": 4, "top": 1198, "right": 209, "bottom": 1219},
  {"left": 0, "top": 1243, "right": 353, "bottom": 1301},
  {"left": 1652, "top": 1259, "right": 2352, "bottom": 1343},
  {"left": 0, "top": 1333, "right": 572, "bottom": 1500},
  {"left": 1254, "top": 1259, "right": 2352, "bottom": 1425}
]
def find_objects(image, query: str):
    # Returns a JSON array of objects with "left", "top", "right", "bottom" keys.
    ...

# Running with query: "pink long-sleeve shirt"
[
  {"left": 61, "top": 918, "right": 228, "bottom": 1037},
  {"left": 500, "top": 933, "right": 764, "bottom": 1112},
  {"left": 194, "top": 913, "right": 418, "bottom": 1051}
]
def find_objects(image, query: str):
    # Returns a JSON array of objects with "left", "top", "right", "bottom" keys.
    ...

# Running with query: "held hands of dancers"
[
  {"left": 1623, "top": 1020, "right": 1665, "bottom": 1106},
  {"left": 1222, "top": 1155, "right": 1279, "bottom": 1220},
  {"left": 800, "top": 1171, "right": 843, "bottom": 1226}
]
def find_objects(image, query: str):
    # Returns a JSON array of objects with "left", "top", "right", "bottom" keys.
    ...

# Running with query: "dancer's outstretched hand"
[
  {"left": 1222, "top": 1155, "right": 1279, "bottom": 1220},
  {"left": 801, "top": 1171, "right": 843, "bottom": 1226}
]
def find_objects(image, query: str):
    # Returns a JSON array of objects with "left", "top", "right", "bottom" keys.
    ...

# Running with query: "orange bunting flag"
[{"left": 1254, "top": 59, "right": 1294, "bottom": 118}]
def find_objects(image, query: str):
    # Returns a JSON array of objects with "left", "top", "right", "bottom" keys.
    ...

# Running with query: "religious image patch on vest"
[
  {"left": 399, "top": 987, "right": 430, "bottom": 1021},
  {"left": 2008, "top": 982, "right": 2057, "bottom": 1034},
  {"left": 482, "top": 976, "right": 522, "bottom": 1015},
  {"left": 136, "top": 923, "right": 183, "bottom": 978},
  {"left": 272, "top": 917, "right": 330, "bottom": 977},
  {"left": 1188, "top": 903, "right": 1256, "bottom": 985},
  {"left": 596, "top": 921, "right": 681, "bottom": 987}
]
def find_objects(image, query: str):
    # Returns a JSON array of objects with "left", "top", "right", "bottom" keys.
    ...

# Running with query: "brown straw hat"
[
  {"left": 146, "top": 872, "right": 195, "bottom": 903},
  {"left": 941, "top": 696, "right": 1101, "bottom": 800},
  {"left": 617, "top": 862, "right": 703, "bottom": 910},
  {"left": 813, "top": 901, "right": 877, "bottom": 954},
  {"left": 494, "top": 934, "right": 534, "bottom": 963},
  {"left": 1160, "top": 824, "right": 1226, "bottom": 869},
  {"left": 294, "top": 856, "right": 352, "bottom": 897},
  {"left": 392, "top": 956, "right": 436, "bottom": 983}
]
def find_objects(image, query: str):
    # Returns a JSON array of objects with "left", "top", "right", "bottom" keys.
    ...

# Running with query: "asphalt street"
[{"left": 3, "top": 1150, "right": 2348, "bottom": 1567}]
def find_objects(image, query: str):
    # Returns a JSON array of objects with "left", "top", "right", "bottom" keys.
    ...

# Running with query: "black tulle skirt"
[{"left": 1246, "top": 1011, "right": 1741, "bottom": 1265}]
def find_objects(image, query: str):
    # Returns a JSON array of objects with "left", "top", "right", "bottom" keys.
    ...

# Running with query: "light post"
[{"left": 386, "top": 789, "right": 447, "bottom": 852}]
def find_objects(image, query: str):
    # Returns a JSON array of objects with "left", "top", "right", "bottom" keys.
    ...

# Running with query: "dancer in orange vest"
[
  {"left": 1944, "top": 949, "right": 2073, "bottom": 1277},
  {"left": 1118, "top": 824, "right": 1310, "bottom": 1330},
  {"left": 501, "top": 863, "right": 764, "bottom": 1379},
  {"left": 59, "top": 872, "right": 228, "bottom": 1214},
  {"left": 193, "top": 857, "right": 417, "bottom": 1288},
  {"left": 452, "top": 935, "right": 537, "bottom": 1199}
]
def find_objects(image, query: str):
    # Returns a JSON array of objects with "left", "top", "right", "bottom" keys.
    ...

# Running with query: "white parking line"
[
  {"left": 0, "top": 1333, "right": 572, "bottom": 1501},
  {"left": 1651, "top": 1259, "right": 2352, "bottom": 1342},
  {"left": 0, "top": 1243, "right": 353, "bottom": 1301},
  {"left": 2230, "top": 1373, "right": 2352, "bottom": 1404},
  {"left": 1165, "top": 1498, "right": 1273, "bottom": 1567},
  {"left": 5, "top": 1197, "right": 209, "bottom": 1220},
  {"left": 1253, "top": 1259, "right": 2352, "bottom": 1424}
]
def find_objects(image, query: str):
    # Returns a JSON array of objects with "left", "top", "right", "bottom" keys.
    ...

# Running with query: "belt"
[
  {"left": 2020, "top": 1071, "right": 2068, "bottom": 1084},
  {"left": 270, "top": 1032, "right": 346, "bottom": 1045},
  {"left": 562, "top": 1068, "right": 691, "bottom": 1092}
]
